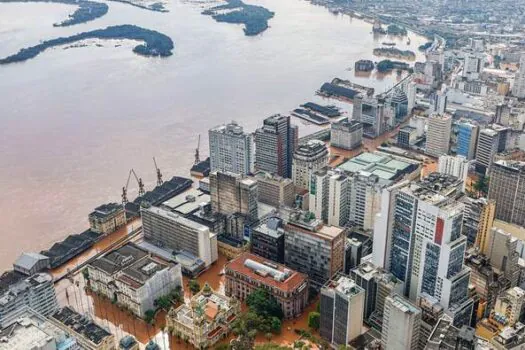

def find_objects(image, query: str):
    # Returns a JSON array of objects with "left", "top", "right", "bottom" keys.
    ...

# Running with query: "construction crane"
[
  {"left": 194, "top": 134, "right": 201, "bottom": 165},
  {"left": 121, "top": 168, "right": 145, "bottom": 205},
  {"left": 153, "top": 157, "right": 163, "bottom": 186}
]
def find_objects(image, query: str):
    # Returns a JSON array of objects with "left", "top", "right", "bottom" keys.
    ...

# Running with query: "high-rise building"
[
  {"left": 456, "top": 121, "right": 479, "bottom": 160},
  {"left": 292, "top": 140, "right": 329, "bottom": 190},
  {"left": 209, "top": 121, "right": 254, "bottom": 175},
  {"left": 254, "top": 114, "right": 298, "bottom": 178},
  {"left": 250, "top": 217, "right": 285, "bottom": 264},
  {"left": 320, "top": 275, "right": 365, "bottom": 346},
  {"left": 487, "top": 227, "right": 519, "bottom": 287},
  {"left": 488, "top": 160, "right": 525, "bottom": 227},
  {"left": 438, "top": 155, "right": 469, "bottom": 192},
  {"left": 253, "top": 171, "right": 295, "bottom": 208},
  {"left": 431, "top": 90, "right": 448, "bottom": 115},
  {"left": 353, "top": 94, "right": 394, "bottom": 138},
  {"left": 513, "top": 54, "right": 525, "bottom": 98},
  {"left": 141, "top": 206, "right": 218, "bottom": 267},
  {"left": 373, "top": 173, "right": 472, "bottom": 325},
  {"left": 397, "top": 126, "right": 418, "bottom": 148},
  {"left": 330, "top": 119, "right": 363, "bottom": 150},
  {"left": 381, "top": 294, "right": 421, "bottom": 350},
  {"left": 460, "top": 197, "right": 495, "bottom": 249},
  {"left": 475, "top": 125, "right": 509, "bottom": 175},
  {"left": 209, "top": 171, "right": 258, "bottom": 220},
  {"left": 426, "top": 114, "right": 452, "bottom": 157},
  {"left": 462, "top": 53, "right": 482, "bottom": 80},
  {"left": 284, "top": 211, "right": 345, "bottom": 288},
  {"left": 309, "top": 168, "right": 350, "bottom": 227}
]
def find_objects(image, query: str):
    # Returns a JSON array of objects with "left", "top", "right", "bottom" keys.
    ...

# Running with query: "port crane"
[
  {"left": 153, "top": 157, "right": 163, "bottom": 186},
  {"left": 194, "top": 134, "right": 201, "bottom": 165},
  {"left": 121, "top": 168, "right": 145, "bottom": 205}
]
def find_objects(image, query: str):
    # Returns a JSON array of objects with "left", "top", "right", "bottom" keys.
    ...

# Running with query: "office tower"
[
  {"left": 284, "top": 211, "right": 345, "bottom": 288},
  {"left": 353, "top": 94, "right": 393, "bottom": 137},
  {"left": 438, "top": 155, "right": 469, "bottom": 191},
  {"left": 381, "top": 294, "right": 421, "bottom": 350},
  {"left": 209, "top": 121, "right": 254, "bottom": 175},
  {"left": 407, "top": 81, "right": 417, "bottom": 112},
  {"left": 397, "top": 126, "right": 418, "bottom": 148},
  {"left": 514, "top": 54, "right": 525, "bottom": 98},
  {"left": 431, "top": 90, "right": 447, "bottom": 115},
  {"left": 494, "top": 287, "right": 525, "bottom": 326},
  {"left": 418, "top": 294, "right": 445, "bottom": 349},
  {"left": 141, "top": 206, "right": 218, "bottom": 267},
  {"left": 254, "top": 114, "right": 298, "bottom": 178},
  {"left": 309, "top": 168, "right": 350, "bottom": 227},
  {"left": 456, "top": 121, "right": 479, "bottom": 160},
  {"left": 344, "top": 232, "right": 372, "bottom": 274},
  {"left": 250, "top": 217, "right": 285, "bottom": 264},
  {"left": 488, "top": 160, "right": 525, "bottom": 227},
  {"left": 462, "top": 54, "right": 482, "bottom": 80},
  {"left": 373, "top": 174, "right": 472, "bottom": 323},
  {"left": 320, "top": 275, "right": 365, "bottom": 346},
  {"left": 292, "top": 140, "right": 329, "bottom": 190},
  {"left": 0, "top": 273, "right": 58, "bottom": 328},
  {"left": 225, "top": 253, "right": 309, "bottom": 319},
  {"left": 461, "top": 197, "right": 495, "bottom": 249},
  {"left": 253, "top": 171, "right": 295, "bottom": 208},
  {"left": 390, "top": 88, "right": 409, "bottom": 121},
  {"left": 487, "top": 228, "right": 519, "bottom": 287},
  {"left": 330, "top": 119, "right": 363, "bottom": 150},
  {"left": 475, "top": 125, "right": 509, "bottom": 175},
  {"left": 426, "top": 113, "right": 452, "bottom": 157},
  {"left": 209, "top": 171, "right": 258, "bottom": 220}
]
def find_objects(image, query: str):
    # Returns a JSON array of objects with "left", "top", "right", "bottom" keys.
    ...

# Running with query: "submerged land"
[
  {"left": 0, "top": 0, "right": 108, "bottom": 26},
  {"left": 202, "top": 0, "right": 275, "bottom": 36},
  {"left": 0, "top": 25, "right": 174, "bottom": 65}
]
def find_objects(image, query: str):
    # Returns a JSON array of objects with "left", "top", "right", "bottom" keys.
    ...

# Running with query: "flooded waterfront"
[{"left": 0, "top": 0, "right": 428, "bottom": 270}]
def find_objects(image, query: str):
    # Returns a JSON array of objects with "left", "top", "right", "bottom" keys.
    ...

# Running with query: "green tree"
[
  {"left": 154, "top": 295, "right": 172, "bottom": 311},
  {"left": 246, "top": 288, "right": 284, "bottom": 320},
  {"left": 144, "top": 309, "right": 156, "bottom": 324},
  {"left": 189, "top": 279, "right": 201, "bottom": 295},
  {"left": 473, "top": 175, "right": 489, "bottom": 197},
  {"left": 214, "top": 344, "right": 229, "bottom": 350},
  {"left": 307, "top": 311, "right": 320, "bottom": 330},
  {"left": 270, "top": 317, "right": 281, "bottom": 333},
  {"left": 81, "top": 268, "right": 89, "bottom": 281}
]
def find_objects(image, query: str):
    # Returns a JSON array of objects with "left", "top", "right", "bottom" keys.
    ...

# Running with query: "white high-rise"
[
  {"left": 514, "top": 54, "right": 525, "bottom": 98},
  {"left": 309, "top": 168, "right": 349, "bottom": 227},
  {"left": 426, "top": 113, "right": 452, "bottom": 157},
  {"left": 209, "top": 121, "right": 254, "bottom": 175},
  {"left": 381, "top": 294, "right": 421, "bottom": 350},
  {"left": 438, "top": 155, "right": 470, "bottom": 192}
]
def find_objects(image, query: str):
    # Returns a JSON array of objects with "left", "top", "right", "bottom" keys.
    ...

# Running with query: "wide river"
[{"left": 0, "top": 0, "right": 427, "bottom": 270}]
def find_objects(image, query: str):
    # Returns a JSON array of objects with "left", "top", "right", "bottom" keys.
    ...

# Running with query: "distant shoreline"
[{"left": 0, "top": 25, "right": 174, "bottom": 65}]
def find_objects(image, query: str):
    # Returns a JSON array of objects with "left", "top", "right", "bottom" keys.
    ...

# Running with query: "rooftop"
[
  {"left": 13, "top": 252, "right": 49, "bottom": 274},
  {"left": 89, "top": 203, "right": 123, "bottom": 219},
  {"left": 162, "top": 188, "right": 211, "bottom": 215},
  {"left": 387, "top": 294, "right": 420, "bottom": 315},
  {"left": 142, "top": 205, "right": 210, "bottom": 232},
  {"left": 493, "top": 159, "right": 525, "bottom": 172},
  {"left": 226, "top": 253, "right": 308, "bottom": 293},
  {"left": 51, "top": 307, "right": 111, "bottom": 345},
  {"left": 400, "top": 172, "right": 464, "bottom": 206},
  {"left": 337, "top": 151, "right": 419, "bottom": 181},
  {"left": 209, "top": 121, "right": 248, "bottom": 136},
  {"left": 323, "top": 275, "right": 364, "bottom": 298},
  {"left": 253, "top": 217, "right": 284, "bottom": 239}
]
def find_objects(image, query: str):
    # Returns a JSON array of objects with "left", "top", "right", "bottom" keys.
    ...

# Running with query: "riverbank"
[{"left": 0, "top": 25, "right": 174, "bottom": 64}]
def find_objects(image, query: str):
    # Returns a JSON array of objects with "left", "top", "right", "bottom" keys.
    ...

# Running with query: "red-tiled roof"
[{"left": 225, "top": 252, "right": 308, "bottom": 293}]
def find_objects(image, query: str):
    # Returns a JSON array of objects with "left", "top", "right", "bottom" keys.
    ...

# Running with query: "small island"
[
  {"left": 0, "top": 0, "right": 108, "bottom": 26},
  {"left": 373, "top": 47, "right": 416, "bottom": 60},
  {"left": 0, "top": 25, "right": 174, "bottom": 65},
  {"left": 418, "top": 41, "right": 433, "bottom": 52},
  {"left": 202, "top": 0, "right": 275, "bottom": 36}
]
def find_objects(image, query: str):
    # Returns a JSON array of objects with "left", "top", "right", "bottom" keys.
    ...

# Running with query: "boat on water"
[{"left": 382, "top": 42, "right": 396, "bottom": 46}]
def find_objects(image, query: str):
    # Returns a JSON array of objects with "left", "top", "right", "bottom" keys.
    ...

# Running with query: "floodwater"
[{"left": 0, "top": 0, "right": 427, "bottom": 271}]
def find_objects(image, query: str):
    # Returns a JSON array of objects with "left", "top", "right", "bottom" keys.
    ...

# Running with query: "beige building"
[
  {"left": 494, "top": 287, "right": 525, "bottom": 326},
  {"left": 253, "top": 171, "right": 295, "bottom": 208},
  {"left": 426, "top": 113, "right": 452, "bottom": 157},
  {"left": 88, "top": 203, "right": 126, "bottom": 235},
  {"left": 225, "top": 252, "right": 309, "bottom": 319},
  {"left": 292, "top": 140, "right": 329, "bottom": 190},
  {"left": 166, "top": 284, "right": 240, "bottom": 349}
]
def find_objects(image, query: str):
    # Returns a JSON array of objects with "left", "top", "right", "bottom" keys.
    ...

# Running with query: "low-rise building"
[
  {"left": 50, "top": 307, "right": 114, "bottom": 350},
  {"left": 491, "top": 322, "right": 525, "bottom": 349},
  {"left": 225, "top": 252, "right": 309, "bottom": 319},
  {"left": 88, "top": 203, "right": 126, "bottom": 235},
  {"left": 166, "top": 284, "right": 240, "bottom": 349},
  {"left": 87, "top": 243, "right": 183, "bottom": 318}
]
